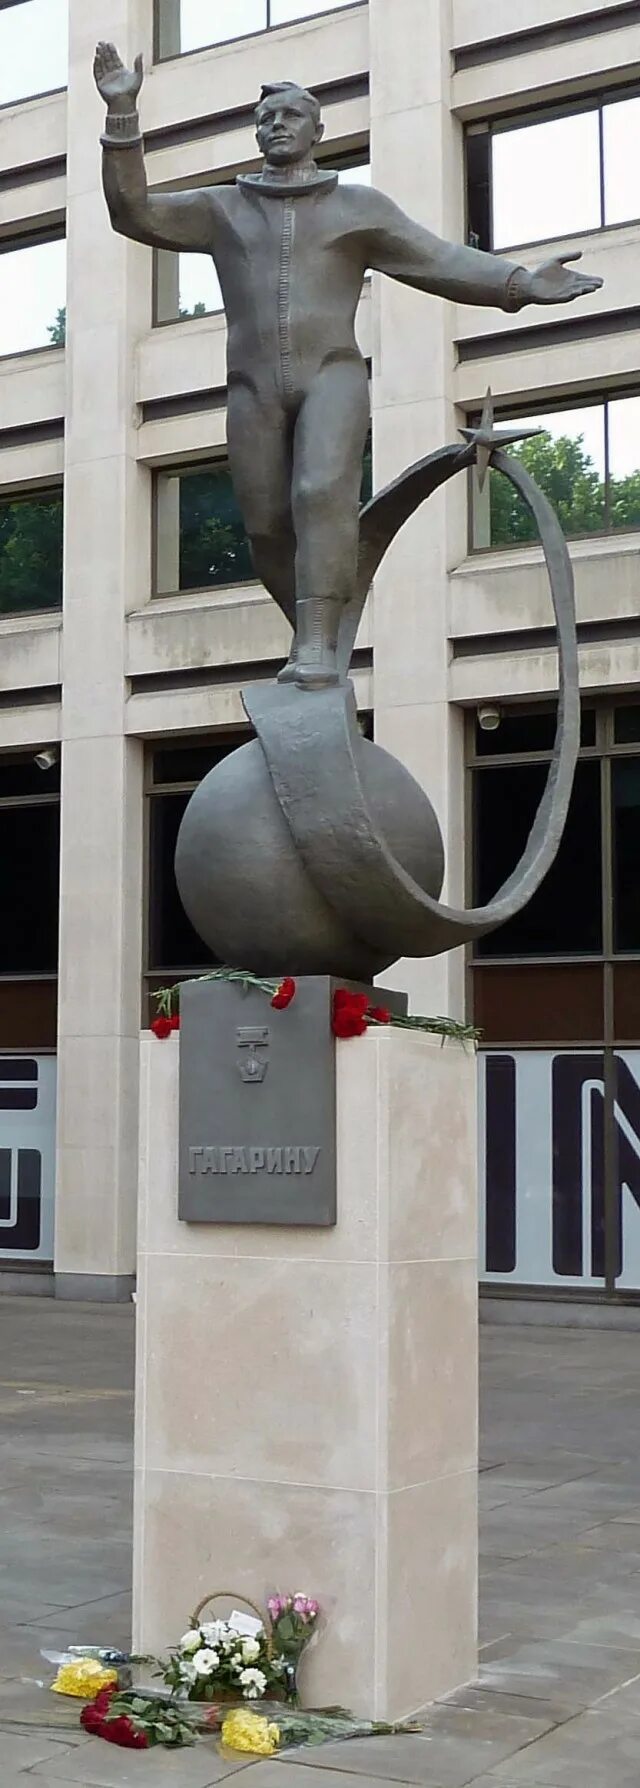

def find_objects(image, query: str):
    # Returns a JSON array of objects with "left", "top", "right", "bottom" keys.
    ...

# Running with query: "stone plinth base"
[{"left": 133, "top": 1023, "right": 477, "bottom": 1720}]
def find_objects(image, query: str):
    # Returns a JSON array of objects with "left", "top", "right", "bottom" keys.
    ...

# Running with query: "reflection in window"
[
  {"left": 471, "top": 394, "right": 640, "bottom": 548},
  {"left": 0, "top": 0, "right": 67, "bottom": 106},
  {"left": 156, "top": 0, "right": 359, "bottom": 56},
  {"left": 155, "top": 159, "right": 371, "bottom": 324},
  {"left": 155, "top": 463, "right": 254, "bottom": 594},
  {"left": 0, "top": 238, "right": 66, "bottom": 358},
  {"left": 0, "top": 490, "right": 63, "bottom": 615},
  {"left": 491, "top": 111, "right": 600, "bottom": 250},
  {"left": 468, "top": 89, "right": 640, "bottom": 250},
  {"left": 156, "top": 436, "right": 372, "bottom": 593}
]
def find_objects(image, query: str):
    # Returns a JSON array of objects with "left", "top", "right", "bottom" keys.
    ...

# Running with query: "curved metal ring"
[{"left": 244, "top": 442, "right": 580, "bottom": 960}]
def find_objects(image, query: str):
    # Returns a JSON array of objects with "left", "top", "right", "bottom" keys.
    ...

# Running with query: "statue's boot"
[{"left": 278, "top": 596, "right": 342, "bottom": 689}]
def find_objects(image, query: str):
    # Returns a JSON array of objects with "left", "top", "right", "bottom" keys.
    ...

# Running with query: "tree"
[
  {"left": 489, "top": 430, "right": 640, "bottom": 544},
  {"left": 0, "top": 495, "right": 63, "bottom": 614},
  {"left": 48, "top": 307, "right": 66, "bottom": 347}
]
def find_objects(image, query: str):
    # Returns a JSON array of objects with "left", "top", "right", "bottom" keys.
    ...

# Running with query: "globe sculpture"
[{"left": 175, "top": 411, "right": 580, "bottom": 978}]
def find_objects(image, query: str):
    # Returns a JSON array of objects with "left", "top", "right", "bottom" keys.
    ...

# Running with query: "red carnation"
[
  {"left": 368, "top": 1006, "right": 391, "bottom": 1024},
  {"left": 151, "top": 1015, "right": 173, "bottom": 1040},
  {"left": 271, "top": 977, "right": 297, "bottom": 1010},
  {"left": 332, "top": 989, "right": 370, "bottom": 1039},
  {"left": 170, "top": 1012, "right": 181, "bottom": 1031}
]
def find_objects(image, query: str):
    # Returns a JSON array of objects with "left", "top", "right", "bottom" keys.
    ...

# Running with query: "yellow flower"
[
  {"left": 51, "top": 1659, "right": 119, "bottom": 1699},
  {"left": 221, "top": 1710, "right": 280, "bottom": 1755}
]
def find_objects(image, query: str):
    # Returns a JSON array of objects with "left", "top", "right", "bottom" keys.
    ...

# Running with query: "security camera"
[
  {"left": 477, "top": 705, "right": 501, "bottom": 733},
  {"left": 34, "top": 747, "right": 58, "bottom": 772}
]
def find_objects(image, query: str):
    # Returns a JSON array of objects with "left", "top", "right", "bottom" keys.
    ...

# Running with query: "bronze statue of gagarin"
[{"left": 94, "top": 45, "right": 602, "bottom": 689}]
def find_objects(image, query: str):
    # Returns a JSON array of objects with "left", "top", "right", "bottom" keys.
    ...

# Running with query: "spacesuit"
[{"left": 96, "top": 60, "right": 600, "bottom": 685}]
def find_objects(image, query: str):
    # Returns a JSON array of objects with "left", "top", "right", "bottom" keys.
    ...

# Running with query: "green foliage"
[
  {"left": 179, "top": 467, "right": 254, "bottom": 589},
  {"left": 489, "top": 430, "right": 640, "bottom": 545},
  {"left": 0, "top": 495, "right": 63, "bottom": 614},
  {"left": 48, "top": 307, "right": 66, "bottom": 347}
]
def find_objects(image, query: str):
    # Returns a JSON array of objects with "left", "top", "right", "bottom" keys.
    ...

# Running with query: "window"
[
  {"left": 155, "top": 435, "right": 372, "bottom": 594},
  {"left": 467, "top": 89, "right": 640, "bottom": 251},
  {"left": 144, "top": 735, "right": 249, "bottom": 1018},
  {"left": 155, "top": 0, "right": 362, "bottom": 57},
  {"left": 154, "top": 462, "right": 254, "bottom": 595},
  {"left": 470, "top": 392, "right": 640, "bottom": 550},
  {"left": 154, "top": 155, "right": 370, "bottom": 325},
  {"left": 470, "top": 704, "right": 640, "bottom": 1041},
  {"left": 0, "top": 752, "right": 60, "bottom": 979},
  {"left": 0, "top": 489, "right": 63, "bottom": 615},
  {"left": 0, "top": 236, "right": 66, "bottom": 358},
  {"left": 0, "top": 0, "right": 67, "bottom": 106}
]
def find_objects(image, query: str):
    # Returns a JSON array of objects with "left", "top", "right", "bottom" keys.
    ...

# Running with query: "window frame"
[
  {"left": 0, "top": 481, "right": 64, "bottom": 618},
  {"left": 151, "top": 455, "right": 260, "bottom": 600},
  {"left": 466, "top": 385, "right": 640, "bottom": 555},
  {"left": 0, "top": 0, "right": 68, "bottom": 111},
  {"left": 0, "top": 222, "right": 66, "bottom": 364},
  {"left": 465, "top": 80, "right": 640, "bottom": 254},
  {"left": 154, "top": 0, "right": 366, "bottom": 63}
]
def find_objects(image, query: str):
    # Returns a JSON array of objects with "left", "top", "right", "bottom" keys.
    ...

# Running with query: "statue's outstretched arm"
[
  {"left": 364, "top": 190, "right": 602, "bottom": 310},
  {"left": 94, "top": 43, "right": 217, "bottom": 253}
]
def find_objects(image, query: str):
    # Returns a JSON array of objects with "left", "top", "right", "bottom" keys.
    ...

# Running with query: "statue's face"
[{"left": 256, "top": 96, "right": 321, "bottom": 166}]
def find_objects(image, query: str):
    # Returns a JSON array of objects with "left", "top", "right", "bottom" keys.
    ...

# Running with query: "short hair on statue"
[{"left": 257, "top": 80, "right": 322, "bottom": 125}]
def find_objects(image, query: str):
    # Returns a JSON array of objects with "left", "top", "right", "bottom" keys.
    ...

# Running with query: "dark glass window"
[
  {"left": 613, "top": 758, "right": 640, "bottom": 952},
  {"left": 0, "top": 805, "right": 59, "bottom": 973},
  {"left": 471, "top": 395, "right": 640, "bottom": 550},
  {"left": 474, "top": 759, "right": 602, "bottom": 957},
  {"left": 156, "top": 439, "right": 373, "bottom": 595},
  {"left": 475, "top": 708, "right": 596, "bottom": 757},
  {"left": 615, "top": 706, "right": 640, "bottom": 744},
  {"left": 155, "top": 464, "right": 254, "bottom": 594},
  {"left": 466, "top": 90, "right": 640, "bottom": 252},
  {"left": 0, "top": 490, "right": 63, "bottom": 615},
  {"left": 148, "top": 790, "right": 217, "bottom": 972}
]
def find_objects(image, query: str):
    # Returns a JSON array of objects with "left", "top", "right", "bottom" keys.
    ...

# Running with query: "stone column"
[
  {"left": 369, "top": 0, "right": 468, "bottom": 1021},
  {"left": 133, "top": 1025, "right": 477, "bottom": 1719},
  {"left": 54, "top": 0, "right": 152, "bottom": 1298}
]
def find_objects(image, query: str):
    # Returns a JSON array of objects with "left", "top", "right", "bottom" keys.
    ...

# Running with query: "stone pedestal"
[{"left": 133, "top": 1020, "right": 478, "bottom": 1720}]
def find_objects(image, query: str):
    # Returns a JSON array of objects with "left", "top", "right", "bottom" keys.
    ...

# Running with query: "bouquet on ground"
[
  {"left": 163, "top": 1604, "right": 284, "bottom": 1704},
  {"left": 266, "top": 1593, "right": 320, "bottom": 1702}
]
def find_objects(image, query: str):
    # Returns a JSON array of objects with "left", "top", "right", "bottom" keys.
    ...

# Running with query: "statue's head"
[{"left": 255, "top": 81, "right": 324, "bottom": 166}]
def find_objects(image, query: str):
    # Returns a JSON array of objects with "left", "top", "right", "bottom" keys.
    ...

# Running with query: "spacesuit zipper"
[{"left": 278, "top": 197, "right": 295, "bottom": 399}]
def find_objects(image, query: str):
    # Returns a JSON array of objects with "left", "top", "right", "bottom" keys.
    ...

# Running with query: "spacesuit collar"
[{"left": 237, "top": 169, "right": 339, "bottom": 197}]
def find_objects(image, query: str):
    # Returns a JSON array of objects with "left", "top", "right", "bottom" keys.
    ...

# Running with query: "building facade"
[{"left": 0, "top": 0, "right": 639, "bottom": 1305}]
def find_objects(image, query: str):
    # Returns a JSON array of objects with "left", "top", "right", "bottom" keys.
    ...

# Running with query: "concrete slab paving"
[{"left": 2, "top": 1303, "right": 640, "bottom": 1785}]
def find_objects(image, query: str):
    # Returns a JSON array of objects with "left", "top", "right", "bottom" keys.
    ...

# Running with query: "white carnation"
[
  {"left": 179, "top": 1630, "right": 201, "bottom": 1655},
  {"left": 241, "top": 1637, "right": 261, "bottom": 1663},
  {"left": 192, "top": 1647, "right": 220, "bottom": 1676},
  {"left": 179, "top": 1659, "right": 197, "bottom": 1685}
]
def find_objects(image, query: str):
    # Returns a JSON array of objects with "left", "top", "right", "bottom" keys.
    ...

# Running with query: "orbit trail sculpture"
[
  {"left": 175, "top": 420, "right": 581, "bottom": 977},
  {"left": 94, "top": 48, "right": 599, "bottom": 977}
]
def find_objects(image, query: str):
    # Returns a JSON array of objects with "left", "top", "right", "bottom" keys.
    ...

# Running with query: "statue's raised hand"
[
  {"left": 526, "top": 253, "right": 603, "bottom": 305},
  {"left": 94, "top": 42, "right": 143, "bottom": 112}
]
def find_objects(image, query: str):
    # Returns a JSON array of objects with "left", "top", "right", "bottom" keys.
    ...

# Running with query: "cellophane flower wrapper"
[
  {"left": 214, "top": 1701, "right": 424, "bottom": 1756},
  {"left": 264, "top": 1589, "right": 326, "bottom": 1704}
]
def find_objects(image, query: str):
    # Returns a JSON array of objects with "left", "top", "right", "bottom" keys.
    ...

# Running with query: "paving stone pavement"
[{"left": 1, "top": 1298, "right": 640, "bottom": 1785}]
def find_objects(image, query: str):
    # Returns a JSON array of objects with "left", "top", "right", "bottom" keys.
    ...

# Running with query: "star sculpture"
[{"left": 459, "top": 390, "right": 543, "bottom": 490}]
